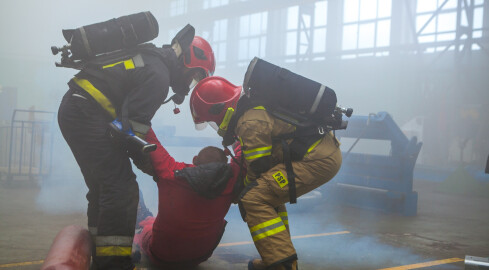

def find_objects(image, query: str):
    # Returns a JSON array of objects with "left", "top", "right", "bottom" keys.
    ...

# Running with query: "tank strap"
[
  {"left": 274, "top": 126, "right": 328, "bottom": 205},
  {"left": 72, "top": 77, "right": 116, "bottom": 119}
]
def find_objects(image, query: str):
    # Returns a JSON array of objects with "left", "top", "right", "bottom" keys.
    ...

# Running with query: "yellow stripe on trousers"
[
  {"left": 250, "top": 217, "right": 287, "bottom": 241},
  {"left": 96, "top": 246, "right": 132, "bottom": 256}
]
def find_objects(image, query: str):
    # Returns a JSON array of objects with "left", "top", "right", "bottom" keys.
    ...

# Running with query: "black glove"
[{"left": 129, "top": 150, "right": 155, "bottom": 177}]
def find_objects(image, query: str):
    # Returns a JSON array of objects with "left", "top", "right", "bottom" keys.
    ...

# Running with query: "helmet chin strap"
[{"left": 162, "top": 93, "right": 185, "bottom": 105}]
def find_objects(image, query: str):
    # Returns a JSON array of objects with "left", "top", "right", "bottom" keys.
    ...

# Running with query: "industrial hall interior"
[{"left": 0, "top": 0, "right": 488, "bottom": 269}]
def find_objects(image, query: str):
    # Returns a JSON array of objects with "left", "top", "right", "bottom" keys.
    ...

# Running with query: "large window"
[
  {"left": 286, "top": 1, "right": 328, "bottom": 61},
  {"left": 170, "top": 0, "right": 187, "bottom": 16},
  {"left": 238, "top": 12, "right": 268, "bottom": 65},
  {"left": 416, "top": 0, "right": 457, "bottom": 52},
  {"left": 342, "top": 0, "right": 392, "bottom": 58},
  {"left": 416, "top": 0, "right": 485, "bottom": 52},
  {"left": 213, "top": 19, "right": 228, "bottom": 66},
  {"left": 203, "top": 0, "right": 229, "bottom": 9}
]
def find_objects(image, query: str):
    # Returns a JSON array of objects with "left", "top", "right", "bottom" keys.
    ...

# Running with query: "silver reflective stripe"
[
  {"left": 88, "top": 227, "right": 98, "bottom": 236},
  {"left": 95, "top": 235, "right": 133, "bottom": 246},
  {"left": 72, "top": 93, "right": 87, "bottom": 100},
  {"left": 132, "top": 54, "right": 145, "bottom": 68},
  {"left": 250, "top": 220, "right": 285, "bottom": 238},
  {"left": 79, "top": 27, "right": 93, "bottom": 57},
  {"left": 243, "top": 148, "right": 272, "bottom": 160},
  {"left": 144, "top": 11, "right": 158, "bottom": 37},
  {"left": 310, "top": 85, "right": 326, "bottom": 114},
  {"left": 243, "top": 57, "right": 259, "bottom": 96}
]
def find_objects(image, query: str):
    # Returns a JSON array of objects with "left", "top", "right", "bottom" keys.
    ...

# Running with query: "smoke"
[
  {"left": 1, "top": 2, "right": 487, "bottom": 269},
  {"left": 35, "top": 131, "right": 88, "bottom": 214},
  {"left": 220, "top": 203, "right": 441, "bottom": 270}
]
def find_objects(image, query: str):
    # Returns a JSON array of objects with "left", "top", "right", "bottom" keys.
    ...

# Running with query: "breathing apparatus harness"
[{"left": 219, "top": 96, "right": 347, "bottom": 204}]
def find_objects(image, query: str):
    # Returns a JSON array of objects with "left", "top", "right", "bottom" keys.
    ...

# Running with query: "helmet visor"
[
  {"left": 194, "top": 121, "right": 220, "bottom": 132},
  {"left": 194, "top": 122, "right": 208, "bottom": 130},
  {"left": 209, "top": 121, "right": 219, "bottom": 132},
  {"left": 185, "top": 68, "right": 207, "bottom": 90}
]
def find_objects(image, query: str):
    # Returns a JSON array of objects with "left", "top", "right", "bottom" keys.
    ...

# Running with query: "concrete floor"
[{"left": 0, "top": 178, "right": 488, "bottom": 270}]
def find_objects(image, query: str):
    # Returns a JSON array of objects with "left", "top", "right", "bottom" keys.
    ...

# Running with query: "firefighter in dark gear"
[
  {"left": 189, "top": 76, "right": 342, "bottom": 270},
  {"left": 57, "top": 29, "right": 215, "bottom": 269}
]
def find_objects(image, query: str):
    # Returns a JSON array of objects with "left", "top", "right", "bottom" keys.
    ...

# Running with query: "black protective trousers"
[{"left": 58, "top": 88, "right": 138, "bottom": 270}]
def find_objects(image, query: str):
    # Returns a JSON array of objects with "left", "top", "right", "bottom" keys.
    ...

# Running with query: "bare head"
[{"left": 193, "top": 146, "right": 228, "bottom": 166}]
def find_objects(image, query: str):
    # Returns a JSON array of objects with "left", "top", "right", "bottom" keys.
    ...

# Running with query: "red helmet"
[
  {"left": 190, "top": 76, "right": 242, "bottom": 135},
  {"left": 183, "top": 36, "right": 216, "bottom": 77}
]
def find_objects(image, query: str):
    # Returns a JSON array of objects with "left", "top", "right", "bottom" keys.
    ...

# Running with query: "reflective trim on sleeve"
[
  {"left": 102, "top": 59, "right": 136, "bottom": 70},
  {"left": 72, "top": 77, "right": 116, "bottom": 119},
  {"left": 250, "top": 217, "right": 286, "bottom": 241},
  {"left": 95, "top": 235, "right": 133, "bottom": 246},
  {"left": 96, "top": 246, "right": 132, "bottom": 257},
  {"left": 278, "top": 211, "right": 289, "bottom": 225},
  {"left": 244, "top": 175, "right": 251, "bottom": 186},
  {"left": 304, "top": 138, "right": 323, "bottom": 158},
  {"left": 253, "top": 106, "right": 266, "bottom": 110},
  {"left": 243, "top": 146, "right": 272, "bottom": 160}
]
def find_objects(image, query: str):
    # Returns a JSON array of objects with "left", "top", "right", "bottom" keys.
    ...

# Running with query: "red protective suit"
[{"left": 133, "top": 129, "right": 239, "bottom": 268}]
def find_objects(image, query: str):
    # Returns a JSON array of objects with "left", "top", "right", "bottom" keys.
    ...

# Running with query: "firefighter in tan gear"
[{"left": 189, "top": 76, "right": 342, "bottom": 270}]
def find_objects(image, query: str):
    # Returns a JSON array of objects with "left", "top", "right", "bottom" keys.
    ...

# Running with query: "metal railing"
[{"left": 0, "top": 110, "right": 56, "bottom": 183}]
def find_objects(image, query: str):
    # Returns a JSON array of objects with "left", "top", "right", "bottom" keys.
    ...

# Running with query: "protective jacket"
[
  {"left": 133, "top": 129, "right": 239, "bottom": 268},
  {"left": 235, "top": 106, "right": 342, "bottom": 268},
  {"left": 68, "top": 46, "right": 179, "bottom": 134}
]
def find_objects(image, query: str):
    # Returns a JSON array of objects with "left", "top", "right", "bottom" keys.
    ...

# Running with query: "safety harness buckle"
[{"left": 318, "top": 126, "right": 325, "bottom": 135}]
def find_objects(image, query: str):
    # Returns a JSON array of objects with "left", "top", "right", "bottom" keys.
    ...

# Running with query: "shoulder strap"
[{"left": 222, "top": 96, "right": 254, "bottom": 147}]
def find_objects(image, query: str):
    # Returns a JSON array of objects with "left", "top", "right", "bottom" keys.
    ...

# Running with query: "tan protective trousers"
[{"left": 240, "top": 134, "right": 342, "bottom": 267}]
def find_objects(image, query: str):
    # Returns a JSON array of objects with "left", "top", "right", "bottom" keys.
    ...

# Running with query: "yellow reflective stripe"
[
  {"left": 304, "top": 138, "right": 323, "bottom": 158},
  {"left": 250, "top": 217, "right": 282, "bottom": 233},
  {"left": 250, "top": 217, "right": 287, "bottom": 241},
  {"left": 253, "top": 106, "right": 266, "bottom": 110},
  {"left": 102, "top": 59, "right": 135, "bottom": 70},
  {"left": 96, "top": 246, "right": 132, "bottom": 256},
  {"left": 218, "top": 107, "right": 235, "bottom": 136},
  {"left": 252, "top": 224, "right": 287, "bottom": 241},
  {"left": 243, "top": 146, "right": 272, "bottom": 160},
  {"left": 243, "top": 146, "right": 272, "bottom": 155},
  {"left": 72, "top": 77, "right": 116, "bottom": 119},
  {"left": 245, "top": 152, "right": 271, "bottom": 160},
  {"left": 244, "top": 175, "right": 251, "bottom": 186}
]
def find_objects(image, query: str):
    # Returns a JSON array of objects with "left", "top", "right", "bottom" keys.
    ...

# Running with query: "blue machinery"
[
  {"left": 324, "top": 112, "right": 423, "bottom": 216},
  {"left": 0, "top": 109, "right": 421, "bottom": 216},
  {"left": 156, "top": 112, "right": 422, "bottom": 216}
]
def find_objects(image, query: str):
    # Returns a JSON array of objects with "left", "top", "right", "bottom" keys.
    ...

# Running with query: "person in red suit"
[{"left": 133, "top": 128, "right": 242, "bottom": 269}]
